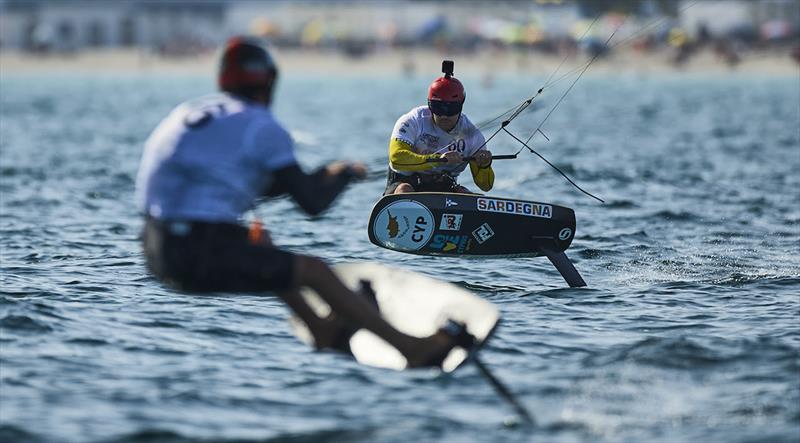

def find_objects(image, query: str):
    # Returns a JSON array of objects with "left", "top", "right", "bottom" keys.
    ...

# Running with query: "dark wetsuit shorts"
[
  {"left": 383, "top": 169, "right": 462, "bottom": 195},
  {"left": 142, "top": 217, "right": 294, "bottom": 293}
]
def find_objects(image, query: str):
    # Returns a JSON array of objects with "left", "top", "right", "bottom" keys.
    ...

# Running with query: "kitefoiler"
[
  {"left": 370, "top": 56, "right": 609, "bottom": 287},
  {"left": 365, "top": 0, "right": 691, "bottom": 286}
]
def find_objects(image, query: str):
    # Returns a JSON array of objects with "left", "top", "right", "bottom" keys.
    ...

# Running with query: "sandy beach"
[{"left": 2, "top": 47, "right": 798, "bottom": 77}]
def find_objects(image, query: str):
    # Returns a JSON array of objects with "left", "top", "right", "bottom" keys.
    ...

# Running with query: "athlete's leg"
[
  {"left": 277, "top": 286, "right": 346, "bottom": 349},
  {"left": 384, "top": 178, "right": 415, "bottom": 196},
  {"left": 392, "top": 183, "right": 415, "bottom": 194},
  {"left": 291, "top": 254, "right": 452, "bottom": 366},
  {"left": 452, "top": 184, "right": 476, "bottom": 194}
]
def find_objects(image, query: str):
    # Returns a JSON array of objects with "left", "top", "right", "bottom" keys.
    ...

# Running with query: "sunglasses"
[{"left": 428, "top": 100, "right": 463, "bottom": 116}]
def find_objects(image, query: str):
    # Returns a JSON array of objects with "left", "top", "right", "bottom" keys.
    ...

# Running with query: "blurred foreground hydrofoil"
[
  {"left": 289, "top": 262, "right": 533, "bottom": 424},
  {"left": 368, "top": 192, "right": 586, "bottom": 287},
  {"left": 290, "top": 262, "right": 498, "bottom": 372}
]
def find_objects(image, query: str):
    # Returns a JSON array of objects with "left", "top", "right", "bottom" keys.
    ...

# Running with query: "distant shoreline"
[{"left": 1, "top": 47, "right": 798, "bottom": 76}]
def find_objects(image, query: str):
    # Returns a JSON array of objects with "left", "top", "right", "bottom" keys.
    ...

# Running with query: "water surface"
[{"left": 1, "top": 70, "right": 799, "bottom": 443}]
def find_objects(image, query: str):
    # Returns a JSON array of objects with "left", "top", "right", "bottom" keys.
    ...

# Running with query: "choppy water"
[{"left": 1, "top": 68, "right": 799, "bottom": 443}]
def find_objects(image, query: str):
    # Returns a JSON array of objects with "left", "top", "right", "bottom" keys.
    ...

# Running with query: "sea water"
[{"left": 1, "top": 70, "right": 798, "bottom": 443}]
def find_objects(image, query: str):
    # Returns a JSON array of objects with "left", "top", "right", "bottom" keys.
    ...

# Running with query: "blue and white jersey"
[{"left": 136, "top": 93, "right": 296, "bottom": 222}]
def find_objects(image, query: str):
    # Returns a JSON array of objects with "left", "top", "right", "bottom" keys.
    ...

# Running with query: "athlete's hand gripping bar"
[{"left": 425, "top": 154, "right": 517, "bottom": 163}]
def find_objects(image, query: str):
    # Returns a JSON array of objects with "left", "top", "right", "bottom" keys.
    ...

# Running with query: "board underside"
[
  {"left": 290, "top": 262, "right": 500, "bottom": 372},
  {"left": 368, "top": 192, "right": 576, "bottom": 258}
]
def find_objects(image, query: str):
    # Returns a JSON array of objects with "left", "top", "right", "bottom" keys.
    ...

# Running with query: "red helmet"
[
  {"left": 428, "top": 61, "right": 465, "bottom": 116},
  {"left": 428, "top": 76, "right": 465, "bottom": 103},
  {"left": 218, "top": 36, "right": 277, "bottom": 93}
]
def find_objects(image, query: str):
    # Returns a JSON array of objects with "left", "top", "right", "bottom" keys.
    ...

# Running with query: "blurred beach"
[
  {"left": 1, "top": 46, "right": 799, "bottom": 76},
  {"left": 1, "top": 0, "right": 798, "bottom": 77}
]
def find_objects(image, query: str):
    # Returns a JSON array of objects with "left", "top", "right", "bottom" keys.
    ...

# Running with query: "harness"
[{"left": 386, "top": 168, "right": 459, "bottom": 192}]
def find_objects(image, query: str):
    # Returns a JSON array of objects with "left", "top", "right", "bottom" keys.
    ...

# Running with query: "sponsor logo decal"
[
  {"left": 386, "top": 210, "right": 408, "bottom": 238},
  {"left": 373, "top": 200, "right": 434, "bottom": 251},
  {"left": 476, "top": 198, "right": 552, "bottom": 219},
  {"left": 439, "top": 213, "right": 463, "bottom": 231},
  {"left": 419, "top": 133, "right": 440, "bottom": 150},
  {"left": 558, "top": 227, "right": 572, "bottom": 241},
  {"left": 445, "top": 198, "right": 458, "bottom": 207},
  {"left": 472, "top": 223, "right": 495, "bottom": 244},
  {"left": 429, "top": 234, "right": 471, "bottom": 253}
]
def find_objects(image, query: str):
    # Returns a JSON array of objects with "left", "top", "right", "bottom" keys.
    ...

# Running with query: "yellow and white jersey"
[{"left": 389, "top": 106, "right": 487, "bottom": 177}]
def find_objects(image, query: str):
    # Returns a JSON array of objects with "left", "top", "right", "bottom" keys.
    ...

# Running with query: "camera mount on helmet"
[{"left": 442, "top": 60, "right": 454, "bottom": 78}]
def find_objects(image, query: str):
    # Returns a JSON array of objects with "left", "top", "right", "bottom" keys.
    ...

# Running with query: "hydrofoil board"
[
  {"left": 289, "top": 262, "right": 499, "bottom": 372},
  {"left": 368, "top": 192, "right": 586, "bottom": 287}
]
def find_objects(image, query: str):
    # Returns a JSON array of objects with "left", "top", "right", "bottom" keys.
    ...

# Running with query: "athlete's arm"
[
  {"left": 469, "top": 157, "right": 494, "bottom": 192},
  {"left": 388, "top": 138, "right": 441, "bottom": 172},
  {"left": 264, "top": 163, "right": 362, "bottom": 216}
]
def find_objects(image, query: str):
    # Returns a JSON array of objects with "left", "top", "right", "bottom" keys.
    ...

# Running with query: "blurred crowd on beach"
[{"left": 1, "top": 0, "right": 798, "bottom": 71}]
